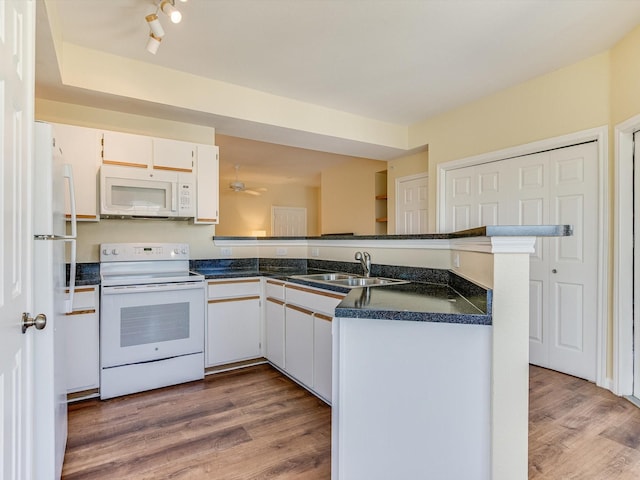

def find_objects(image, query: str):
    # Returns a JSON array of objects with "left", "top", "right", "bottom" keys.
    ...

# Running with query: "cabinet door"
[
  {"left": 313, "top": 314, "right": 332, "bottom": 402},
  {"left": 64, "top": 286, "right": 99, "bottom": 393},
  {"left": 285, "top": 304, "right": 314, "bottom": 388},
  {"left": 153, "top": 137, "right": 195, "bottom": 172},
  {"left": 52, "top": 123, "right": 101, "bottom": 221},
  {"left": 266, "top": 297, "right": 285, "bottom": 369},
  {"left": 101, "top": 130, "right": 151, "bottom": 168},
  {"left": 195, "top": 144, "right": 219, "bottom": 224},
  {"left": 207, "top": 296, "right": 261, "bottom": 366}
]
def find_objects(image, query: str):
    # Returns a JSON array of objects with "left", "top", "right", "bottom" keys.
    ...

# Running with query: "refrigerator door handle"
[
  {"left": 65, "top": 239, "right": 76, "bottom": 314},
  {"left": 63, "top": 163, "right": 77, "bottom": 239},
  {"left": 62, "top": 163, "right": 77, "bottom": 314}
]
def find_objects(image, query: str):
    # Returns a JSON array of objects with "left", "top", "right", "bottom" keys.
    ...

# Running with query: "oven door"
[{"left": 100, "top": 281, "right": 205, "bottom": 368}]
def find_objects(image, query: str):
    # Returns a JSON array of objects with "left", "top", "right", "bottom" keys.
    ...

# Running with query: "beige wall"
[
  {"left": 320, "top": 157, "right": 388, "bottom": 235},
  {"left": 409, "top": 52, "right": 611, "bottom": 231},
  {"left": 611, "top": 25, "right": 640, "bottom": 125},
  {"left": 386, "top": 150, "right": 429, "bottom": 234},
  {"left": 217, "top": 183, "right": 320, "bottom": 237}
]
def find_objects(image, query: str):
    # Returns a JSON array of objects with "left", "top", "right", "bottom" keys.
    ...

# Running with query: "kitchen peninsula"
[{"left": 210, "top": 225, "right": 570, "bottom": 480}]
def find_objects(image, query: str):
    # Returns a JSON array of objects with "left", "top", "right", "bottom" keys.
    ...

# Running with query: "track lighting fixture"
[{"left": 144, "top": 1, "right": 188, "bottom": 54}]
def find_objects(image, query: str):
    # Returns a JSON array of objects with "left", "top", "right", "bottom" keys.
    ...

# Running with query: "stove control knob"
[
  {"left": 102, "top": 248, "right": 110, "bottom": 256},
  {"left": 111, "top": 248, "right": 119, "bottom": 256},
  {"left": 181, "top": 248, "right": 187, "bottom": 254},
  {"left": 173, "top": 248, "right": 180, "bottom": 255}
]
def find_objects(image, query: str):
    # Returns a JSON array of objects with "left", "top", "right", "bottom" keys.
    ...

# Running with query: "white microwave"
[{"left": 100, "top": 165, "right": 195, "bottom": 219}]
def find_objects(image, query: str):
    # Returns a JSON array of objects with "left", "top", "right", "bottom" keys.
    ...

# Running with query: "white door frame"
[
  {"left": 395, "top": 172, "right": 428, "bottom": 234},
  {"left": 613, "top": 113, "right": 640, "bottom": 396},
  {"left": 437, "top": 126, "right": 609, "bottom": 389}
]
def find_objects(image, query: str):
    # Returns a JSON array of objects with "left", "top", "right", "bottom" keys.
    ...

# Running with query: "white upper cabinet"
[
  {"left": 53, "top": 125, "right": 217, "bottom": 222},
  {"left": 52, "top": 123, "right": 102, "bottom": 221},
  {"left": 101, "top": 130, "right": 151, "bottom": 169},
  {"left": 195, "top": 144, "right": 219, "bottom": 224},
  {"left": 153, "top": 137, "right": 195, "bottom": 172}
]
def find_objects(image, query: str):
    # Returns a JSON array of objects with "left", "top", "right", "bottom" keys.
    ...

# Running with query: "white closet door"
[
  {"left": 443, "top": 142, "right": 598, "bottom": 381},
  {"left": 444, "top": 167, "right": 475, "bottom": 231},
  {"left": 544, "top": 144, "right": 598, "bottom": 380},
  {"left": 474, "top": 161, "right": 510, "bottom": 227},
  {"left": 512, "top": 152, "right": 550, "bottom": 368}
]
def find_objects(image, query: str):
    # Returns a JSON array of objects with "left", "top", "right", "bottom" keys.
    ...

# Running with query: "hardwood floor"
[
  {"left": 62, "top": 365, "right": 331, "bottom": 479},
  {"left": 529, "top": 366, "right": 640, "bottom": 479},
  {"left": 63, "top": 364, "right": 640, "bottom": 479}
]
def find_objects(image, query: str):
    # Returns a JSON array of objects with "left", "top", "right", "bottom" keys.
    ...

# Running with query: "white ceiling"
[{"left": 35, "top": 0, "right": 640, "bottom": 184}]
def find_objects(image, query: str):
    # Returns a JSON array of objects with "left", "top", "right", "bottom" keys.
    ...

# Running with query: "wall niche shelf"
[{"left": 375, "top": 170, "right": 388, "bottom": 235}]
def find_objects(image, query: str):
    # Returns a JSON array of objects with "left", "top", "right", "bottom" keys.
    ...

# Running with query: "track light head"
[
  {"left": 146, "top": 33, "right": 162, "bottom": 55},
  {"left": 160, "top": 0, "right": 182, "bottom": 24},
  {"left": 145, "top": 13, "right": 165, "bottom": 38}
]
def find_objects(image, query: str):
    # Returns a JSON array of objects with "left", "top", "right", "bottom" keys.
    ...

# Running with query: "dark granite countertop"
[
  {"left": 213, "top": 224, "right": 572, "bottom": 242},
  {"left": 335, "top": 282, "right": 491, "bottom": 325},
  {"left": 193, "top": 258, "right": 491, "bottom": 325},
  {"left": 68, "top": 258, "right": 492, "bottom": 325}
]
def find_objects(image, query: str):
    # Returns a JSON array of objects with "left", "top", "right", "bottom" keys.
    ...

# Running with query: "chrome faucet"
[{"left": 355, "top": 251, "right": 371, "bottom": 277}]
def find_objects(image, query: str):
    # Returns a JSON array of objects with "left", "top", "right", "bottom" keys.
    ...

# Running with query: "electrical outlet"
[
  {"left": 221, "top": 247, "right": 232, "bottom": 256},
  {"left": 311, "top": 247, "right": 320, "bottom": 257},
  {"left": 276, "top": 247, "right": 288, "bottom": 256},
  {"left": 453, "top": 252, "right": 460, "bottom": 268}
]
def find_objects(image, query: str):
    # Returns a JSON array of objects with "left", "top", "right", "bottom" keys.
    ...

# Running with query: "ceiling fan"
[{"left": 229, "top": 164, "right": 267, "bottom": 196}]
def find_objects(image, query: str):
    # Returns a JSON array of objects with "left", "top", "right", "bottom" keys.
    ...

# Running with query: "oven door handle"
[{"left": 101, "top": 282, "right": 204, "bottom": 294}]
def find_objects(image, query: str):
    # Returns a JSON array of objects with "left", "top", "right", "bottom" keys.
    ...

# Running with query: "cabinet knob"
[{"left": 551, "top": 269, "right": 557, "bottom": 274}]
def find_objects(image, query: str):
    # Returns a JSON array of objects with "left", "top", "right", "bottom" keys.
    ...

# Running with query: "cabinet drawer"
[
  {"left": 265, "top": 279, "right": 286, "bottom": 300},
  {"left": 65, "top": 286, "right": 98, "bottom": 312},
  {"left": 285, "top": 284, "right": 344, "bottom": 316},
  {"left": 207, "top": 278, "right": 261, "bottom": 299}
]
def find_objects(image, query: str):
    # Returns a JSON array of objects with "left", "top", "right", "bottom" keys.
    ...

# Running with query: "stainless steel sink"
[
  {"left": 329, "top": 277, "right": 407, "bottom": 287},
  {"left": 291, "top": 273, "right": 409, "bottom": 289},
  {"left": 292, "top": 272, "right": 357, "bottom": 281}
]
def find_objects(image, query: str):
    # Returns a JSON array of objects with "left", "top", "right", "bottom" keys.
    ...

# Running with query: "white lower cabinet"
[
  {"left": 265, "top": 297, "right": 285, "bottom": 369},
  {"left": 285, "top": 304, "right": 315, "bottom": 388},
  {"left": 313, "top": 314, "right": 333, "bottom": 401},
  {"left": 278, "top": 283, "right": 345, "bottom": 403},
  {"left": 64, "top": 286, "right": 100, "bottom": 396},
  {"left": 206, "top": 278, "right": 262, "bottom": 367}
]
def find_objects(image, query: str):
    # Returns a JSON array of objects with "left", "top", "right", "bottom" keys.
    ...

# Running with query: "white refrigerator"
[{"left": 33, "top": 121, "right": 77, "bottom": 479}]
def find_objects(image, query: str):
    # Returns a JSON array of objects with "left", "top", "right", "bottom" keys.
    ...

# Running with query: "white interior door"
[
  {"left": 396, "top": 173, "right": 429, "bottom": 234},
  {"left": 443, "top": 142, "right": 598, "bottom": 381},
  {"left": 271, "top": 206, "right": 307, "bottom": 236},
  {"left": 0, "top": 1, "right": 36, "bottom": 479},
  {"left": 545, "top": 144, "right": 598, "bottom": 381}
]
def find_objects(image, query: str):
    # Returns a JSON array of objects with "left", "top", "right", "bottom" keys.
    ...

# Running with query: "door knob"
[
  {"left": 551, "top": 269, "right": 558, "bottom": 274},
  {"left": 22, "top": 312, "right": 47, "bottom": 334}
]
